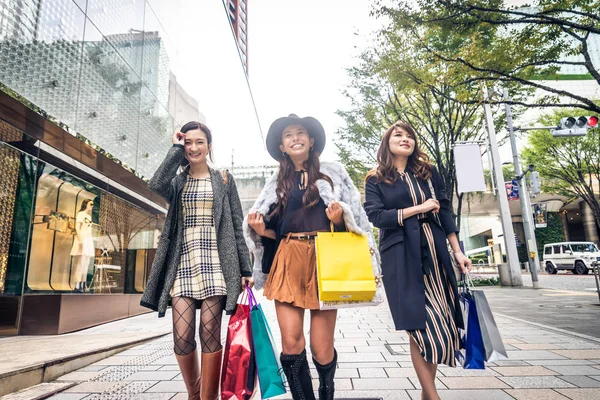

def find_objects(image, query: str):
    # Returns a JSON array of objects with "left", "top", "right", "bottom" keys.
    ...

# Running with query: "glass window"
[
  {"left": 561, "top": 245, "right": 570, "bottom": 254},
  {"left": 544, "top": 247, "right": 552, "bottom": 255},
  {"left": 26, "top": 161, "right": 161, "bottom": 294},
  {"left": 571, "top": 243, "right": 598, "bottom": 252},
  {"left": 553, "top": 245, "right": 561, "bottom": 254}
]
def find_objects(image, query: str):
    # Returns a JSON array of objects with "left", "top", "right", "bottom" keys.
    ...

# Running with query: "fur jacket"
[{"left": 243, "top": 161, "right": 381, "bottom": 289}]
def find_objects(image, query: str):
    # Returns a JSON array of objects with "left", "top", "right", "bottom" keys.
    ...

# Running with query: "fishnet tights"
[{"left": 172, "top": 296, "right": 225, "bottom": 355}]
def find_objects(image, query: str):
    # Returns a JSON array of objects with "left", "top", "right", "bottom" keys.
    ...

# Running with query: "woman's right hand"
[
  {"left": 172, "top": 131, "right": 185, "bottom": 145},
  {"left": 247, "top": 212, "right": 266, "bottom": 236},
  {"left": 420, "top": 198, "right": 440, "bottom": 213}
]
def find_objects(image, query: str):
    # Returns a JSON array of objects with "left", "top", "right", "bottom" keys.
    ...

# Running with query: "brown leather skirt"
[{"left": 263, "top": 232, "right": 320, "bottom": 310}]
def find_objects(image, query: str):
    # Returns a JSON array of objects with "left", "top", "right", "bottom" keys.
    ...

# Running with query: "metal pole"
[
  {"left": 504, "top": 89, "right": 540, "bottom": 289},
  {"left": 482, "top": 87, "right": 523, "bottom": 286}
]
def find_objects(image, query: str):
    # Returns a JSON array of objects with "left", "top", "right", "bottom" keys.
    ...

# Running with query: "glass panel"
[
  {"left": 0, "top": 0, "right": 86, "bottom": 129},
  {"left": 25, "top": 159, "right": 161, "bottom": 295},
  {"left": 75, "top": 18, "right": 142, "bottom": 171},
  {"left": 0, "top": 122, "right": 39, "bottom": 335},
  {"left": 85, "top": 0, "right": 145, "bottom": 77}
]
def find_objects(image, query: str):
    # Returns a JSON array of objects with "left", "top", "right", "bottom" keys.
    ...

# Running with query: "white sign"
[{"left": 454, "top": 143, "right": 487, "bottom": 193}]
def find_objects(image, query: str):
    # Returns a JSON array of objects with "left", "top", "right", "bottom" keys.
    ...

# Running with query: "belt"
[{"left": 285, "top": 233, "right": 318, "bottom": 241}]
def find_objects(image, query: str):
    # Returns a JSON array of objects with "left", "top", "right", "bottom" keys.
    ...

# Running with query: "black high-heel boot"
[
  {"left": 280, "top": 349, "right": 315, "bottom": 400},
  {"left": 313, "top": 349, "right": 337, "bottom": 400}
]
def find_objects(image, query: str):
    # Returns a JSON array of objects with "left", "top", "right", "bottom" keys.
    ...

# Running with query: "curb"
[{"left": 0, "top": 332, "right": 169, "bottom": 397}]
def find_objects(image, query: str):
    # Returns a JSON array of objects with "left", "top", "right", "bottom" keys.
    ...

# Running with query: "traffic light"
[
  {"left": 530, "top": 171, "right": 541, "bottom": 196},
  {"left": 551, "top": 115, "right": 598, "bottom": 137}
]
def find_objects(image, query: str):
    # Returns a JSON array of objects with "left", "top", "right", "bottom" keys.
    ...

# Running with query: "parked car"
[{"left": 542, "top": 242, "right": 600, "bottom": 275}]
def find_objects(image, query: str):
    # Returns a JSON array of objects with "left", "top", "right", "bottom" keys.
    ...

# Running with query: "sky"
[{"left": 152, "top": 0, "right": 382, "bottom": 168}]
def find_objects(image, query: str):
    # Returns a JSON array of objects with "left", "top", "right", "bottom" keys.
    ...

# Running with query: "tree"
[
  {"left": 376, "top": 0, "right": 600, "bottom": 114},
  {"left": 336, "top": 21, "right": 515, "bottom": 230},
  {"left": 521, "top": 107, "right": 600, "bottom": 230}
]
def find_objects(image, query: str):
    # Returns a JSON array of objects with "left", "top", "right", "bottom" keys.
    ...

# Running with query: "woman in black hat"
[{"left": 244, "top": 114, "right": 378, "bottom": 400}]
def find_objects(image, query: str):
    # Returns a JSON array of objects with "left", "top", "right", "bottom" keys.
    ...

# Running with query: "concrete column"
[
  {"left": 579, "top": 201, "right": 600, "bottom": 245},
  {"left": 559, "top": 212, "right": 570, "bottom": 241}
]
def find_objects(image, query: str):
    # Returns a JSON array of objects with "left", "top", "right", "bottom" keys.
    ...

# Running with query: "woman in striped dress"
[{"left": 364, "top": 121, "right": 471, "bottom": 400}]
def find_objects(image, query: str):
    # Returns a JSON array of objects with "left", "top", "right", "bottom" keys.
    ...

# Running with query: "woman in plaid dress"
[{"left": 146, "top": 121, "right": 254, "bottom": 400}]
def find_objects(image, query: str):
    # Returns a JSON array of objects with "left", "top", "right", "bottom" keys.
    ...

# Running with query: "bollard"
[
  {"left": 593, "top": 261, "right": 600, "bottom": 305},
  {"left": 498, "top": 263, "right": 512, "bottom": 287}
]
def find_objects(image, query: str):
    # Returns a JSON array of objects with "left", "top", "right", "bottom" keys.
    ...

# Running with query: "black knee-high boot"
[
  {"left": 313, "top": 349, "right": 337, "bottom": 400},
  {"left": 280, "top": 349, "right": 315, "bottom": 400}
]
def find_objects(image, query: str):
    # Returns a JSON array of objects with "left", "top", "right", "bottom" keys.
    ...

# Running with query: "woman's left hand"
[
  {"left": 241, "top": 276, "right": 255, "bottom": 289},
  {"left": 326, "top": 201, "right": 344, "bottom": 226},
  {"left": 454, "top": 251, "right": 472, "bottom": 274}
]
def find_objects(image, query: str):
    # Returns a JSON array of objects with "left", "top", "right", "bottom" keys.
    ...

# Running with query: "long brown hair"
[
  {"left": 269, "top": 146, "right": 333, "bottom": 219},
  {"left": 367, "top": 121, "right": 432, "bottom": 184}
]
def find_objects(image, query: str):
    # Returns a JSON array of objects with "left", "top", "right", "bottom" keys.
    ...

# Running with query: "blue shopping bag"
[
  {"left": 247, "top": 288, "right": 286, "bottom": 399},
  {"left": 456, "top": 275, "right": 486, "bottom": 369}
]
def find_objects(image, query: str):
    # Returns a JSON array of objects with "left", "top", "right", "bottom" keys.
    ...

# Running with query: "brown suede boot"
[
  {"left": 175, "top": 350, "right": 201, "bottom": 400},
  {"left": 200, "top": 349, "right": 222, "bottom": 400}
]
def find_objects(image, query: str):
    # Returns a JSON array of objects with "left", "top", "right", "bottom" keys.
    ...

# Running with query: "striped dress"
[
  {"left": 171, "top": 176, "right": 227, "bottom": 300},
  {"left": 401, "top": 171, "right": 460, "bottom": 367}
]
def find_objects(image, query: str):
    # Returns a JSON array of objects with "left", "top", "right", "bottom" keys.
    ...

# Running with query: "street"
[{"left": 522, "top": 273, "right": 600, "bottom": 293}]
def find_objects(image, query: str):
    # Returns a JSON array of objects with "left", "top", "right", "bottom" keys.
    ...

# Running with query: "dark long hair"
[
  {"left": 180, "top": 121, "right": 213, "bottom": 166},
  {"left": 367, "top": 121, "right": 432, "bottom": 184},
  {"left": 79, "top": 198, "right": 93, "bottom": 212},
  {"left": 269, "top": 145, "right": 333, "bottom": 219}
]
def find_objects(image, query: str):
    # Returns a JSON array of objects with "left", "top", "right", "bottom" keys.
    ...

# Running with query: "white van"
[{"left": 542, "top": 242, "right": 600, "bottom": 274}]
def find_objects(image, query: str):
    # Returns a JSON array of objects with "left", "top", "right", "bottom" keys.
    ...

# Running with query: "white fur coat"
[{"left": 243, "top": 161, "right": 381, "bottom": 289}]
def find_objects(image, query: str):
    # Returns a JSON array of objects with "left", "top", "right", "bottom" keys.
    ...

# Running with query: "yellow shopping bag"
[{"left": 315, "top": 226, "right": 377, "bottom": 302}]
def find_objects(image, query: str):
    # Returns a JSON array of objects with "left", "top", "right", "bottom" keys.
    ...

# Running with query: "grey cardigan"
[{"left": 140, "top": 144, "right": 253, "bottom": 317}]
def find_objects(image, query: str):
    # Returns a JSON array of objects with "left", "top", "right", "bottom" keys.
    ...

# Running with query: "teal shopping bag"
[{"left": 247, "top": 289, "right": 286, "bottom": 399}]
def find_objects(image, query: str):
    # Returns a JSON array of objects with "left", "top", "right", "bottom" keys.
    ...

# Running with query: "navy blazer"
[{"left": 364, "top": 167, "right": 463, "bottom": 331}]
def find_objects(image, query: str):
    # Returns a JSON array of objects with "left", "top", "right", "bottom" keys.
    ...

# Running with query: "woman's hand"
[
  {"left": 241, "top": 276, "right": 255, "bottom": 289},
  {"left": 326, "top": 201, "right": 344, "bottom": 226},
  {"left": 172, "top": 131, "right": 185, "bottom": 145},
  {"left": 247, "top": 212, "right": 267, "bottom": 236},
  {"left": 454, "top": 251, "right": 472, "bottom": 274},
  {"left": 420, "top": 198, "right": 440, "bottom": 214}
]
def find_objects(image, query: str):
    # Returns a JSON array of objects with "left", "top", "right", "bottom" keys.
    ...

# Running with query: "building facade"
[
  {"left": 0, "top": 0, "right": 249, "bottom": 335},
  {"left": 226, "top": 0, "right": 249, "bottom": 74}
]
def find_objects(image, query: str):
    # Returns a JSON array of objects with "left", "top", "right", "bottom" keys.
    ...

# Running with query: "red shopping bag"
[{"left": 221, "top": 290, "right": 257, "bottom": 400}]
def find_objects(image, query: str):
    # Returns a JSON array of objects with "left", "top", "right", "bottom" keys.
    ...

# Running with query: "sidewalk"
[{"left": 3, "top": 287, "right": 600, "bottom": 400}]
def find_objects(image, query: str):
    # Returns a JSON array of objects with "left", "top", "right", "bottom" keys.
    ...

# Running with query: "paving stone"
[
  {"left": 513, "top": 343, "right": 563, "bottom": 350},
  {"left": 406, "top": 389, "right": 514, "bottom": 400},
  {"left": 438, "top": 376, "right": 510, "bottom": 389},
  {"left": 310, "top": 378, "right": 352, "bottom": 390},
  {"left": 65, "top": 382, "right": 127, "bottom": 393},
  {"left": 352, "top": 377, "right": 414, "bottom": 390},
  {"left": 499, "top": 376, "right": 576, "bottom": 389},
  {"left": 437, "top": 367, "right": 499, "bottom": 377},
  {"left": 491, "top": 366, "right": 558, "bottom": 376},
  {"left": 333, "top": 368, "right": 359, "bottom": 378},
  {"left": 123, "top": 371, "right": 179, "bottom": 381},
  {"left": 407, "top": 377, "right": 446, "bottom": 390},
  {"left": 57, "top": 371, "right": 103, "bottom": 381},
  {"left": 91, "top": 356, "right": 138, "bottom": 366},
  {"left": 559, "top": 376, "right": 600, "bottom": 388},
  {"left": 555, "top": 388, "right": 600, "bottom": 400},
  {"left": 337, "top": 353, "right": 386, "bottom": 363},
  {"left": 552, "top": 350, "right": 600, "bottom": 360},
  {"left": 547, "top": 366, "right": 600, "bottom": 376},
  {"left": 337, "top": 361, "right": 400, "bottom": 369},
  {"left": 385, "top": 368, "right": 418, "bottom": 378},
  {"left": 493, "top": 360, "right": 531, "bottom": 366},
  {"left": 334, "top": 389, "right": 412, "bottom": 399},
  {"left": 144, "top": 381, "right": 186, "bottom": 392},
  {"left": 528, "top": 360, "right": 596, "bottom": 366},
  {"left": 507, "top": 350, "right": 567, "bottom": 360},
  {"left": 46, "top": 395, "right": 90, "bottom": 400},
  {"left": 504, "top": 389, "right": 570, "bottom": 399},
  {"left": 358, "top": 368, "right": 387, "bottom": 378},
  {"left": 157, "top": 366, "right": 181, "bottom": 371},
  {"left": 78, "top": 365, "right": 109, "bottom": 372}
]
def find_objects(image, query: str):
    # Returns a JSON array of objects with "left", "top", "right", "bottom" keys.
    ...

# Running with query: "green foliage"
[
  {"left": 534, "top": 212, "right": 566, "bottom": 255},
  {"left": 472, "top": 277, "right": 500, "bottom": 287},
  {"left": 374, "top": 0, "right": 600, "bottom": 114}
]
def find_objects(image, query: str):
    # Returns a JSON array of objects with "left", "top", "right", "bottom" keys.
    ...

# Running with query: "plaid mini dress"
[{"left": 171, "top": 176, "right": 227, "bottom": 300}]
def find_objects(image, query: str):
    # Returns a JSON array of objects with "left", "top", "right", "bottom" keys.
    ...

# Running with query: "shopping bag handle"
[
  {"left": 246, "top": 286, "right": 257, "bottom": 308},
  {"left": 461, "top": 272, "right": 475, "bottom": 291}
]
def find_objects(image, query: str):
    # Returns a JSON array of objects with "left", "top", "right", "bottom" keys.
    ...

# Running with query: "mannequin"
[{"left": 70, "top": 198, "right": 95, "bottom": 292}]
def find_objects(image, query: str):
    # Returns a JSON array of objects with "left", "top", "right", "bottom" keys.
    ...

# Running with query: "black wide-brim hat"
[{"left": 266, "top": 114, "right": 326, "bottom": 161}]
